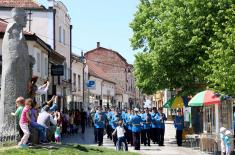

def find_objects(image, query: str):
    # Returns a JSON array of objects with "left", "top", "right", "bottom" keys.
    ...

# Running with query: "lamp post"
[{"left": 81, "top": 51, "right": 86, "bottom": 108}]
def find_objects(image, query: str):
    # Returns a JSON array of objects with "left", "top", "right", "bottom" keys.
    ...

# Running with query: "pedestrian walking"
[
  {"left": 220, "top": 127, "right": 226, "bottom": 155},
  {"left": 112, "top": 120, "right": 128, "bottom": 151},
  {"left": 94, "top": 107, "right": 106, "bottom": 146},
  {"left": 125, "top": 109, "right": 133, "bottom": 145},
  {"left": 131, "top": 108, "right": 142, "bottom": 150},
  {"left": 174, "top": 109, "right": 184, "bottom": 146},
  {"left": 224, "top": 130, "right": 232, "bottom": 155},
  {"left": 18, "top": 98, "right": 33, "bottom": 148},
  {"left": 156, "top": 107, "right": 167, "bottom": 146},
  {"left": 141, "top": 108, "right": 152, "bottom": 146},
  {"left": 80, "top": 108, "right": 87, "bottom": 134},
  {"left": 106, "top": 108, "right": 113, "bottom": 140},
  {"left": 151, "top": 107, "right": 158, "bottom": 144},
  {"left": 11, "top": 97, "right": 25, "bottom": 139},
  {"left": 111, "top": 110, "right": 120, "bottom": 146}
]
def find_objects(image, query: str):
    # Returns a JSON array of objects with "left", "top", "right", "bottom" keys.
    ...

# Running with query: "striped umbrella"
[
  {"left": 163, "top": 96, "right": 188, "bottom": 109},
  {"left": 188, "top": 90, "right": 221, "bottom": 107}
]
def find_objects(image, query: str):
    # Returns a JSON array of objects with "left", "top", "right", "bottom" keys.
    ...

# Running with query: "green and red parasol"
[{"left": 188, "top": 90, "right": 221, "bottom": 107}]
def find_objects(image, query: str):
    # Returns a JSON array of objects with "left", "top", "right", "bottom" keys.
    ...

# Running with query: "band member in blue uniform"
[
  {"left": 94, "top": 107, "right": 106, "bottom": 146},
  {"left": 151, "top": 107, "right": 158, "bottom": 144},
  {"left": 140, "top": 108, "right": 145, "bottom": 145},
  {"left": 141, "top": 108, "right": 152, "bottom": 146},
  {"left": 174, "top": 109, "right": 184, "bottom": 146},
  {"left": 111, "top": 110, "right": 120, "bottom": 146},
  {"left": 131, "top": 108, "right": 142, "bottom": 150},
  {"left": 156, "top": 107, "right": 167, "bottom": 146},
  {"left": 106, "top": 108, "right": 114, "bottom": 140},
  {"left": 125, "top": 108, "right": 133, "bottom": 145}
]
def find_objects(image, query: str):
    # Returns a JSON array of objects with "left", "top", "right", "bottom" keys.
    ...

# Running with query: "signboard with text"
[{"left": 51, "top": 65, "right": 64, "bottom": 76}]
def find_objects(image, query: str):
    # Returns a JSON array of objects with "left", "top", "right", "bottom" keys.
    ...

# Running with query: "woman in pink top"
[{"left": 18, "top": 98, "right": 32, "bottom": 148}]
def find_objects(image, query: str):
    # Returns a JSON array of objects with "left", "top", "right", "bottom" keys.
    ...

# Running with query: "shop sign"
[{"left": 51, "top": 65, "right": 64, "bottom": 76}]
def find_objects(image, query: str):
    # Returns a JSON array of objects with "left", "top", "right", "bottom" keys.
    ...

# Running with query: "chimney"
[
  {"left": 48, "top": 0, "right": 55, "bottom": 8},
  {"left": 97, "top": 42, "right": 100, "bottom": 48}
]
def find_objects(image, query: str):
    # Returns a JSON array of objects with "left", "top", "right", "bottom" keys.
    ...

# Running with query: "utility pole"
[{"left": 81, "top": 51, "right": 85, "bottom": 104}]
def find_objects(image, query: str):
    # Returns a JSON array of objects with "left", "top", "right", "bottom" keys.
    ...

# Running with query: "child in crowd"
[
  {"left": 224, "top": 130, "right": 232, "bottom": 155},
  {"left": 11, "top": 97, "right": 25, "bottom": 139},
  {"left": 112, "top": 120, "right": 128, "bottom": 151},
  {"left": 220, "top": 127, "right": 226, "bottom": 155},
  {"left": 55, "top": 124, "right": 61, "bottom": 144},
  {"left": 18, "top": 98, "right": 33, "bottom": 148}
]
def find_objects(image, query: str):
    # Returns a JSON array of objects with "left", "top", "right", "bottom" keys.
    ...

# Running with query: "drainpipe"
[{"left": 53, "top": 9, "right": 56, "bottom": 50}]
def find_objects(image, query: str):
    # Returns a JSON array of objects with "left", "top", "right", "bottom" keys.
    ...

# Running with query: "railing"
[{"left": 0, "top": 115, "right": 18, "bottom": 147}]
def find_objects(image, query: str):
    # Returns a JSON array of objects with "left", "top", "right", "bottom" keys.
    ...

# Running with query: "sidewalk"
[{"left": 62, "top": 123, "right": 209, "bottom": 155}]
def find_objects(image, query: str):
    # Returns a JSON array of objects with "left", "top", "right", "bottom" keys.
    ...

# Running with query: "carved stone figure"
[{"left": 0, "top": 8, "right": 33, "bottom": 128}]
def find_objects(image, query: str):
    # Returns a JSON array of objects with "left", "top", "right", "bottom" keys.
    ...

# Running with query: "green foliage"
[{"left": 131, "top": 0, "right": 235, "bottom": 96}]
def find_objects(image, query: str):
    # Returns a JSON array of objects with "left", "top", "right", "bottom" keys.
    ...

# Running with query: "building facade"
[
  {"left": 85, "top": 42, "right": 139, "bottom": 108},
  {"left": 87, "top": 60, "right": 115, "bottom": 109},
  {"left": 71, "top": 53, "right": 89, "bottom": 110}
]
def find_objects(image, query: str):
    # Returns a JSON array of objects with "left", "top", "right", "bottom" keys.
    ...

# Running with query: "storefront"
[{"left": 200, "top": 99, "right": 234, "bottom": 152}]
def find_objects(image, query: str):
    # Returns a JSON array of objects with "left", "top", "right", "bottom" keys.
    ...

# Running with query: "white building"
[
  {"left": 71, "top": 53, "right": 89, "bottom": 110},
  {"left": 0, "top": 19, "right": 50, "bottom": 105},
  {"left": 0, "top": 0, "right": 73, "bottom": 110},
  {"left": 87, "top": 60, "right": 115, "bottom": 109}
]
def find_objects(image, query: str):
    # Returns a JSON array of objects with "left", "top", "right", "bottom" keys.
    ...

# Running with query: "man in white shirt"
[{"left": 37, "top": 105, "right": 57, "bottom": 142}]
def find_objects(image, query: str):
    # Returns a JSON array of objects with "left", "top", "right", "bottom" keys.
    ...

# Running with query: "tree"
[{"left": 131, "top": 0, "right": 235, "bottom": 96}]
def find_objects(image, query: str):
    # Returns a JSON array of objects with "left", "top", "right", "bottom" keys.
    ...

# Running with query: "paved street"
[{"left": 62, "top": 122, "right": 208, "bottom": 155}]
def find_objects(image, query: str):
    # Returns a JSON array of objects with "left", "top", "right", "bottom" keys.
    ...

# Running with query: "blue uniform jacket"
[
  {"left": 130, "top": 114, "right": 142, "bottom": 133},
  {"left": 111, "top": 115, "right": 120, "bottom": 129},
  {"left": 141, "top": 113, "right": 152, "bottom": 129},
  {"left": 107, "top": 111, "right": 113, "bottom": 126},
  {"left": 156, "top": 113, "right": 167, "bottom": 129},
  {"left": 94, "top": 112, "right": 106, "bottom": 129},
  {"left": 151, "top": 112, "right": 158, "bottom": 128},
  {"left": 174, "top": 115, "right": 184, "bottom": 130},
  {"left": 125, "top": 113, "right": 132, "bottom": 130}
]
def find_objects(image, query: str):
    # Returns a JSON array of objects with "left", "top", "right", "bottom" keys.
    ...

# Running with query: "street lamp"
[{"left": 80, "top": 51, "right": 86, "bottom": 108}]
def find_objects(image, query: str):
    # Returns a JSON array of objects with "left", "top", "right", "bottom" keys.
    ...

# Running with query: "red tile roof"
[
  {"left": 0, "top": 0, "right": 44, "bottom": 9},
  {"left": 87, "top": 60, "right": 115, "bottom": 84}
]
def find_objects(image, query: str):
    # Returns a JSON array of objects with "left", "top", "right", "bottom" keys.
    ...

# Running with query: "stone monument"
[{"left": 0, "top": 8, "right": 33, "bottom": 129}]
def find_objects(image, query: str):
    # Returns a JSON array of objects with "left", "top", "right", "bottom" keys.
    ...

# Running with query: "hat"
[
  {"left": 225, "top": 130, "right": 232, "bottom": 136},
  {"left": 220, "top": 127, "right": 226, "bottom": 133},
  {"left": 134, "top": 108, "right": 139, "bottom": 112}
]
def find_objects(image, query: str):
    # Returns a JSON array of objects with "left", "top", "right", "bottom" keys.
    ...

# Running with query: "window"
[
  {"left": 204, "top": 105, "right": 215, "bottom": 133},
  {"left": 64, "top": 62, "right": 67, "bottom": 80},
  {"left": 45, "top": 57, "right": 48, "bottom": 77},
  {"left": 63, "top": 29, "right": 65, "bottom": 44},
  {"left": 59, "top": 26, "right": 62, "bottom": 43},
  {"left": 78, "top": 75, "right": 81, "bottom": 91},
  {"left": 37, "top": 53, "right": 41, "bottom": 72},
  {"left": 220, "top": 100, "right": 232, "bottom": 130},
  {"left": 73, "top": 73, "right": 76, "bottom": 91}
]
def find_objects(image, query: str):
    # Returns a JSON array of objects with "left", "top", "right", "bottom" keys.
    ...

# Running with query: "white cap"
[
  {"left": 220, "top": 127, "right": 226, "bottom": 133},
  {"left": 134, "top": 108, "right": 139, "bottom": 112},
  {"left": 225, "top": 130, "right": 232, "bottom": 136}
]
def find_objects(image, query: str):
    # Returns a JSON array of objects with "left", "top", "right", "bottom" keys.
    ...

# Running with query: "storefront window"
[
  {"left": 219, "top": 100, "right": 232, "bottom": 130},
  {"left": 204, "top": 105, "right": 215, "bottom": 133}
]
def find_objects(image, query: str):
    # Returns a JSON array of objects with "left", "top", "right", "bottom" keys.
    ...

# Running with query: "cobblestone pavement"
[{"left": 62, "top": 122, "right": 209, "bottom": 155}]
